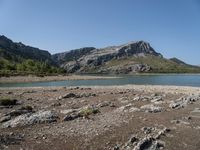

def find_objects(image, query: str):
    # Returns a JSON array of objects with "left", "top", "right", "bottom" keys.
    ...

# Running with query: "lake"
[{"left": 0, "top": 74, "right": 200, "bottom": 88}]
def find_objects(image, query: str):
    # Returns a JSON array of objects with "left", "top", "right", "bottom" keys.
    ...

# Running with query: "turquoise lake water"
[{"left": 0, "top": 74, "right": 200, "bottom": 88}]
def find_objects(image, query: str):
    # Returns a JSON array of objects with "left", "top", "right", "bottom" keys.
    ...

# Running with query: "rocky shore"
[{"left": 0, "top": 85, "right": 200, "bottom": 149}]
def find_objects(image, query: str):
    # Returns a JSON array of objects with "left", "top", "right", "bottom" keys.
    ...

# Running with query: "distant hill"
[
  {"left": 0, "top": 35, "right": 64, "bottom": 76},
  {"left": 53, "top": 41, "right": 200, "bottom": 74},
  {"left": 0, "top": 35, "right": 52, "bottom": 63}
]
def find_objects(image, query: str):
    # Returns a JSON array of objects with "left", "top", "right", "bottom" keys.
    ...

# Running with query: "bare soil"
[{"left": 0, "top": 85, "right": 200, "bottom": 150}]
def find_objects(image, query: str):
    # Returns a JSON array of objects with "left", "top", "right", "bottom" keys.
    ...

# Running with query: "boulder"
[{"left": 2, "top": 110, "right": 58, "bottom": 128}]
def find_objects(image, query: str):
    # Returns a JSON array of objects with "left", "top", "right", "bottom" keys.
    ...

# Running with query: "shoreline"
[
  {"left": 1, "top": 84, "right": 200, "bottom": 95},
  {"left": 0, "top": 75, "right": 119, "bottom": 83}
]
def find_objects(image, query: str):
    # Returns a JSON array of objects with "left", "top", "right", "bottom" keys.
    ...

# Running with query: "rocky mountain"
[
  {"left": 52, "top": 47, "right": 96, "bottom": 65},
  {"left": 0, "top": 35, "right": 53, "bottom": 63},
  {"left": 0, "top": 35, "right": 65, "bottom": 76},
  {"left": 1, "top": 35, "right": 199, "bottom": 74},
  {"left": 53, "top": 41, "right": 200, "bottom": 74}
]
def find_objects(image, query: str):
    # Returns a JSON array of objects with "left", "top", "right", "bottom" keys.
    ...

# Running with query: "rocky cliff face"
[
  {"left": 52, "top": 47, "right": 96, "bottom": 65},
  {"left": 53, "top": 41, "right": 162, "bottom": 73},
  {"left": 0, "top": 35, "right": 53, "bottom": 63}
]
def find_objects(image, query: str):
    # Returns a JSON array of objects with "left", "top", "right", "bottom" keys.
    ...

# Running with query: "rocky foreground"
[{"left": 0, "top": 85, "right": 200, "bottom": 150}]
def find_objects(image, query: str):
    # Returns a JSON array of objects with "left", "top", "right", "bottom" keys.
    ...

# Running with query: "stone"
[
  {"left": 169, "top": 95, "right": 200, "bottom": 109},
  {"left": 63, "top": 113, "right": 80, "bottom": 121},
  {"left": 62, "top": 93, "right": 78, "bottom": 98},
  {"left": 51, "top": 102, "right": 61, "bottom": 107},
  {"left": 129, "top": 107, "right": 141, "bottom": 112},
  {"left": 0, "top": 115, "right": 11, "bottom": 123},
  {"left": 97, "top": 101, "right": 110, "bottom": 108},
  {"left": 140, "top": 104, "right": 163, "bottom": 113},
  {"left": 141, "top": 127, "right": 154, "bottom": 134},
  {"left": 151, "top": 96, "right": 162, "bottom": 103},
  {"left": 133, "top": 137, "right": 164, "bottom": 150},
  {"left": 2, "top": 110, "right": 58, "bottom": 128}
]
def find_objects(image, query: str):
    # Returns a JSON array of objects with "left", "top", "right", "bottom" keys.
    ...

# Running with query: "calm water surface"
[{"left": 0, "top": 74, "right": 200, "bottom": 88}]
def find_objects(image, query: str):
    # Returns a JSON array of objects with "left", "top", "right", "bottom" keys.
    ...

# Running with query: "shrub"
[
  {"left": 0, "top": 98, "right": 17, "bottom": 106},
  {"left": 20, "top": 105, "right": 33, "bottom": 111},
  {"left": 79, "top": 107, "right": 100, "bottom": 118}
]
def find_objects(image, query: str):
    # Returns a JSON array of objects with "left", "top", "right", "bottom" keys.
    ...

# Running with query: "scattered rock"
[
  {"left": 63, "top": 113, "right": 80, "bottom": 121},
  {"left": 133, "top": 137, "right": 163, "bottom": 150},
  {"left": 113, "top": 145, "right": 120, "bottom": 150},
  {"left": 80, "top": 93, "right": 96, "bottom": 97},
  {"left": 129, "top": 107, "right": 141, "bottom": 112},
  {"left": 6, "top": 91, "right": 13, "bottom": 94},
  {"left": 133, "top": 96, "right": 151, "bottom": 102},
  {"left": 63, "top": 93, "right": 78, "bottom": 98},
  {"left": 141, "top": 127, "right": 154, "bottom": 134},
  {"left": 5, "top": 106, "right": 33, "bottom": 117},
  {"left": 115, "top": 104, "right": 133, "bottom": 112},
  {"left": 0, "top": 115, "right": 11, "bottom": 123},
  {"left": 151, "top": 96, "right": 163, "bottom": 103},
  {"left": 169, "top": 95, "right": 200, "bottom": 109},
  {"left": 140, "top": 104, "right": 163, "bottom": 113},
  {"left": 121, "top": 125, "right": 169, "bottom": 150},
  {"left": 0, "top": 133, "right": 24, "bottom": 148},
  {"left": 97, "top": 101, "right": 115, "bottom": 108},
  {"left": 51, "top": 102, "right": 61, "bottom": 107},
  {"left": 2, "top": 110, "right": 58, "bottom": 128}
]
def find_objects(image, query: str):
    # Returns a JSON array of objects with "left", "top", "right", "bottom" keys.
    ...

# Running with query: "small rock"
[
  {"left": 0, "top": 115, "right": 11, "bottom": 123},
  {"left": 151, "top": 96, "right": 162, "bottom": 103},
  {"left": 63, "top": 113, "right": 80, "bottom": 121},
  {"left": 51, "top": 102, "right": 61, "bottom": 107},
  {"left": 141, "top": 127, "right": 154, "bottom": 134},
  {"left": 63, "top": 93, "right": 78, "bottom": 98},
  {"left": 141, "top": 104, "right": 163, "bottom": 113},
  {"left": 129, "top": 107, "right": 140, "bottom": 112}
]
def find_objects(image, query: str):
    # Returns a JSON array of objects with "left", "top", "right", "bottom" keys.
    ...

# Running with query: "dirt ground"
[{"left": 0, "top": 85, "right": 200, "bottom": 150}]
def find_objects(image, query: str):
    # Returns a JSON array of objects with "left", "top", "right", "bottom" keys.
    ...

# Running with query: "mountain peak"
[{"left": 117, "top": 40, "right": 162, "bottom": 57}]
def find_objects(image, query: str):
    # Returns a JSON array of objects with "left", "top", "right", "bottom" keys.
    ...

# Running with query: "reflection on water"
[{"left": 0, "top": 74, "right": 200, "bottom": 88}]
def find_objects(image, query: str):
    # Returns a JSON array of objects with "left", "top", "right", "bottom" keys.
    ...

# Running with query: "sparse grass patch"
[{"left": 79, "top": 107, "right": 100, "bottom": 118}]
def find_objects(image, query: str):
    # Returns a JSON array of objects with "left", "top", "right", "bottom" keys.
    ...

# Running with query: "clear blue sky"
[{"left": 0, "top": 0, "right": 200, "bottom": 65}]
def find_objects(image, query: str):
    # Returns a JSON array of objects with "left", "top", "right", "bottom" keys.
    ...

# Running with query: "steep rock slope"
[
  {"left": 53, "top": 41, "right": 166, "bottom": 73},
  {"left": 0, "top": 35, "right": 53, "bottom": 63},
  {"left": 53, "top": 41, "right": 200, "bottom": 74}
]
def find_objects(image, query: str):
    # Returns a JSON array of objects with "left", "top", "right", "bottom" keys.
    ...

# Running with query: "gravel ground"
[{"left": 0, "top": 85, "right": 200, "bottom": 150}]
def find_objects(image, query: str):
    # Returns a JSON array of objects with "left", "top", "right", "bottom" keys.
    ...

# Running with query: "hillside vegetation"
[{"left": 0, "top": 36, "right": 65, "bottom": 76}]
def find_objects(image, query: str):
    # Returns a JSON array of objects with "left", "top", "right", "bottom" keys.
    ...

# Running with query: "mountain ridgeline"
[
  {"left": 0, "top": 35, "right": 64, "bottom": 76},
  {"left": 0, "top": 35, "right": 200, "bottom": 76},
  {"left": 52, "top": 41, "right": 200, "bottom": 74}
]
